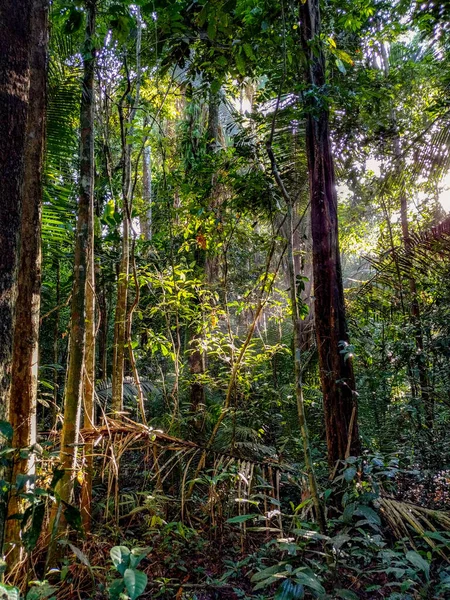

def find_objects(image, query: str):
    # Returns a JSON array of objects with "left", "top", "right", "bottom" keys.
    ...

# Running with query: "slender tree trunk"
[
  {"left": 53, "top": 260, "right": 61, "bottom": 427},
  {"left": 5, "top": 0, "right": 48, "bottom": 560},
  {"left": 0, "top": 0, "right": 33, "bottom": 422},
  {"left": 51, "top": 0, "right": 96, "bottom": 535},
  {"left": 395, "top": 138, "right": 433, "bottom": 428},
  {"left": 189, "top": 90, "right": 220, "bottom": 416},
  {"left": 112, "top": 13, "right": 141, "bottom": 414},
  {"left": 80, "top": 226, "right": 95, "bottom": 530},
  {"left": 98, "top": 273, "right": 108, "bottom": 382},
  {"left": 299, "top": 0, "right": 360, "bottom": 468},
  {"left": 141, "top": 144, "right": 152, "bottom": 241},
  {"left": 287, "top": 201, "right": 326, "bottom": 533}
]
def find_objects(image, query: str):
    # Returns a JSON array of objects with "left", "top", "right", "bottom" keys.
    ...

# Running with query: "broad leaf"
[
  {"left": 354, "top": 505, "right": 381, "bottom": 526},
  {"left": 110, "top": 546, "right": 131, "bottom": 575},
  {"left": 123, "top": 568, "right": 148, "bottom": 600},
  {"left": 406, "top": 551, "right": 430, "bottom": 580}
]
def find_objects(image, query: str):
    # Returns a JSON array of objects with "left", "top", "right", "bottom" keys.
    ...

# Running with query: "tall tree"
[
  {"left": 5, "top": 0, "right": 49, "bottom": 558},
  {"left": 299, "top": 0, "right": 360, "bottom": 467},
  {"left": 112, "top": 10, "right": 142, "bottom": 414},
  {"left": 0, "top": 1, "right": 33, "bottom": 421},
  {"left": 53, "top": 0, "right": 96, "bottom": 520}
]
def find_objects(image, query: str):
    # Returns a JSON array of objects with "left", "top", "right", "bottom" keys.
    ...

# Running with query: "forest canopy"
[{"left": 0, "top": 0, "right": 450, "bottom": 598}]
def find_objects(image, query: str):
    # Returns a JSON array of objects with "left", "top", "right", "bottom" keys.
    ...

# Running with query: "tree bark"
[
  {"left": 299, "top": 0, "right": 360, "bottom": 468},
  {"left": 141, "top": 144, "right": 152, "bottom": 241},
  {"left": 5, "top": 0, "right": 49, "bottom": 560},
  {"left": 80, "top": 229, "right": 95, "bottom": 530},
  {"left": 112, "top": 12, "right": 142, "bottom": 414},
  {"left": 287, "top": 201, "right": 326, "bottom": 533},
  {"left": 0, "top": 0, "right": 33, "bottom": 421},
  {"left": 52, "top": 0, "right": 96, "bottom": 527},
  {"left": 189, "top": 90, "right": 220, "bottom": 417}
]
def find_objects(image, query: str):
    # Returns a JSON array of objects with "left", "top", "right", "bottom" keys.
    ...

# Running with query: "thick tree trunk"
[
  {"left": 5, "top": 0, "right": 48, "bottom": 560},
  {"left": 0, "top": 1, "right": 33, "bottom": 421},
  {"left": 52, "top": 0, "right": 96, "bottom": 527},
  {"left": 299, "top": 0, "right": 360, "bottom": 468}
]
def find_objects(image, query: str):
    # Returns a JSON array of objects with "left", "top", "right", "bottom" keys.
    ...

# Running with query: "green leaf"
[
  {"left": 251, "top": 563, "right": 285, "bottom": 582},
  {"left": 0, "top": 421, "right": 13, "bottom": 440},
  {"left": 0, "top": 584, "right": 20, "bottom": 600},
  {"left": 336, "top": 58, "right": 346, "bottom": 74},
  {"left": 129, "top": 547, "right": 151, "bottom": 568},
  {"left": 26, "top": 582, "right": 58, "bottom": 600},
  {"left": 235, "top": 52, "right": 246, "bottom": 76},
  {"left": 354, "top": 505, "right": 381, "bottom": 526},
  {"left": 253, "top": 576, "right": 280, "bottom": 591},
  {"left": 50, "top": 468, "right": 64, "bottom": 491},
  {"left": 293, "top": 569, "right": 325, "bottom": 595},
  {"left": 111, "top": 546, "right": 131, "bottom": 575},
  {"left": 15, "top": 474, "right": 36, "bottom": 492},
  {"left": 22, "top": 503, "right": 45, "bottom": 552},
  {"left": 406, "top": 551, "right": 430, "bottom": 580},
  {"left": 62, "top": 501, "right": 82, "bottom": 533},
  {"left": 243, "top": 43, "right": 256, "bottom": 61},
  {"left": 227, "top": 514, "right": 256, "bottom": 523},
  {"left": 64, "top": 7, "right": 83, "bottom": 34},
  {"left": 275, "top": 579, "right": 304, "bottom": 600},
  {"left": 336, "top": 590, "right": 359, "bottom": 599},
  {"left": 108, "top": 578, "right": 125, "bottom": 600},
  {"left": 344, "top": 467, "right": 357, "bottom": 482},
  {"left": 123, "top": 568, "right": 148, "bottom": 600}
]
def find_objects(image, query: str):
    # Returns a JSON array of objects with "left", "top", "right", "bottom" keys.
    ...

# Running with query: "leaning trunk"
[
  {"left": 5, "top": 0, "right": 49, "bottom": 560},
  {"left": 299, "top": 0, "right": 360, "bottom": 468}
]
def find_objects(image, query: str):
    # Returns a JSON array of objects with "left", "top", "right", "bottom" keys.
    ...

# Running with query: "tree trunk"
[
  {"left": 51, "top": 0, "right": 96, "bottom": 536},
  {"left": 395, "top": 138, "right": 433, "bottom": 428},
  {"left": 53, "top": 259, "right": 61, "bottom": 427},
  {"left": 112, "top": 13, "right": 142, "bottom": 414},
  {"left": 0, "top": 0, "right": 33, "bottom": 422},
  {"left": 287, "top": 201, "right": 326, "bottom": 533},
  {"left": 5, "top": 0, "right": 48, "bottom": 560},
  {"left": 80, "top": 229, "right": 95, "bottom": 530},
  {"left": 189, "top": 90, "right": 220, "bottom": 417},
  {"left": 299, "top": 0, "right": 360, "bottom": 468},
  {"left": 141, "top": 144, "right": 152, "bottom": 241}
]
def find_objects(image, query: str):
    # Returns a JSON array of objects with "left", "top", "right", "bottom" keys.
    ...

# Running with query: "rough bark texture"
[
  {"left": 5, "top": 0, "right": 49, "bottom": 557},
  {"left": 54, "top": 0, "right": 96, "bottom": 513},
  {"left": 299, "top": 0, "right": 360, "bottom": 467},
  {"left": 0, "top": 0, "right": 33, "bottom": 421}
]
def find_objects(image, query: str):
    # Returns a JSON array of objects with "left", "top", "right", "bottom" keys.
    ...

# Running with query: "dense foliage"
[{"left": 0, "top": 0, "right": 450, "bottom": 599}]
